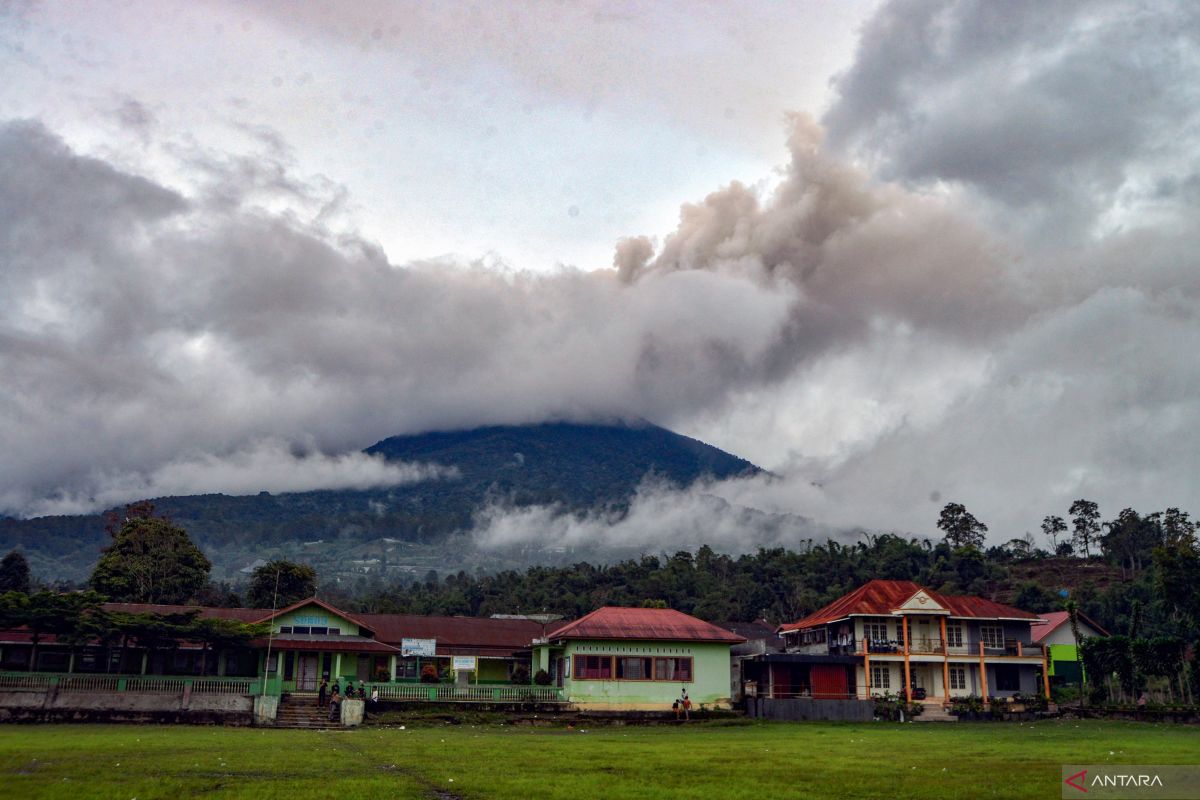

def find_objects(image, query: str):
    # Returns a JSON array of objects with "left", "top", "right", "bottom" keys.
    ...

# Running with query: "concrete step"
[{"left": 913, "top": 705, "right": 957, "bottom": 722}]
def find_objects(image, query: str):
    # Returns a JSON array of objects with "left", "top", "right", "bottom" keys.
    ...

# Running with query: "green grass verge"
[{"left": 0, "top": 719, "right": 1196, "bottom": 799}]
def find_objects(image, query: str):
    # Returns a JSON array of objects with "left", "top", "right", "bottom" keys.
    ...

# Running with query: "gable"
[
  {"left": 895, "top": 589, "right": 949, "bottom": 615},
  {"left": 270, "top": 601, "right": 363, "bottom": 635}
]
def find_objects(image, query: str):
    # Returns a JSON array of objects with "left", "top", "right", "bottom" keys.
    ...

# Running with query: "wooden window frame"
[
  {"left": 871, "top": 664, "right": 890, "bottom": 689},
  {"left": 653, "top": 656, "right": 693, "bottom": 682},
  {"left": 945, "top": 623, "right": 963, "bottom": 647},
  {"left": 573, "top": 654, "right": 613, "bottom": 680},
  {"left": 616, "top": 656, "right": 653, "bottom": 681},
  {"left": 864, "top": 620, "right": 889, "bottom": 641},
  {"left": 979, "top": 625, "right": 1004, "bottom": 649},
  {"left": 949, "top": 665, "right": 966, "bottom": 690}
]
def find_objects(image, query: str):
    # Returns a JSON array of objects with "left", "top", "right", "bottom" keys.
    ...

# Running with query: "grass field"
[{"left": 1, "top": 719, "right": 1196, "bottom": 799}]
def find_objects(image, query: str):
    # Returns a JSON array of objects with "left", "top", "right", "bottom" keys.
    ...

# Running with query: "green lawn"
[{"left": 0, "top": 719, "right": 1196, "bottom": 799}]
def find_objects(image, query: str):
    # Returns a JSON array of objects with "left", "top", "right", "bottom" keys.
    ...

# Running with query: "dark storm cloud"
[{"left": 823, "top": 0, "right": 1200, "bottom": 240}]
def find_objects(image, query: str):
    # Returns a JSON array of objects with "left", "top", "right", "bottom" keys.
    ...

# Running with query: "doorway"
[{"left": 298, "top": 654, "right": 318, "bottom": 690}]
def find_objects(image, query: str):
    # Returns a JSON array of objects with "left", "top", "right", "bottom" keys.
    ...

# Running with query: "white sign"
[
  {"left": 401, "top": 638, "right": 437, "bottom": 657},
  {"left": 451, "top": 655, "right": 477, "bottom": 672}
]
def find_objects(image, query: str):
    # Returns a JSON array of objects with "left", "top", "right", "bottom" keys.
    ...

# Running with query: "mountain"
[{"left": 1, "top": 422, "right": 761, "bottom": 583}]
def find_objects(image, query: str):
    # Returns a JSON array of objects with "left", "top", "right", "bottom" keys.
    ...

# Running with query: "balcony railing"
[{"left": 857, "top": 639, "right": 1043, "bottom": 657}]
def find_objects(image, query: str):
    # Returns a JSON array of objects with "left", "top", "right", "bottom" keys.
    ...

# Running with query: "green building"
[
  {"left": 1030, "top": 610, "right": 1108, "bottom": 685},
  {"left": 532, "top": 607, "right": 744, "bottom": 710}
]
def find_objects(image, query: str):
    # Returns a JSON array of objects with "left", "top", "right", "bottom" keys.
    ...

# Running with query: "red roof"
[
  {"left": 249, "top": 636, "right": 399, "bottom": 654},
  {"left": 780, "top": 579, "right": 1040, "bottom": 632},
  {"left": 358, "top": 614, "right": 547, "bottom": 656},
  {"left": 1030, "top": 610, "right": 1109, "bottom": 642},
  {"left": 101, "top": 602, "right": 267, "bottom": 622},
  {"left": 545, "top": 607, "right": 745, "bottom": 644}
]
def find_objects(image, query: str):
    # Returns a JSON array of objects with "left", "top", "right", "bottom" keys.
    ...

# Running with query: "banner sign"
[
  {"left": 401, "top": 638, "right": 436, "bottom": 657},
  {"left": 451, "top": 655, "right": 477, "bottom": 672}
]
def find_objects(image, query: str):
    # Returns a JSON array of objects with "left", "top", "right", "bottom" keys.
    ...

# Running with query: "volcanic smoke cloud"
[{"left": 1, "top": 0, "right": 1198, "bottom": 548}]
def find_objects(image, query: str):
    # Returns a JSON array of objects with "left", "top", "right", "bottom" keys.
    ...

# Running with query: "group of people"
[
  {"left": 317, "top": 678, "right": 379, "bottom": 721},
  {"left": 672, "top": 689, "right": 691, "bottom": 721}
]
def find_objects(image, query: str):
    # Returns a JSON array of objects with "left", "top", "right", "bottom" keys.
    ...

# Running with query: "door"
[
  {"left": 298, "top": 654, "right": 318, "bottom": 690},
  {"left": 554, "top": 657, "right": 564, "bottom": 688}
]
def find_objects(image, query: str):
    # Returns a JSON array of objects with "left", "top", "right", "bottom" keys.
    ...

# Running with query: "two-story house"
[{"left": 742, "top": 580, "right": 1049, "bottom": 707}]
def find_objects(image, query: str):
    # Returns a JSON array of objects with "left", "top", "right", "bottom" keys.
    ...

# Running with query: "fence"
[
  {"left": 0, "top": 672, "right": 253, "bottom": 696},
  {"left": 372, "top": 683, "right": 565, "bottom": 703}
]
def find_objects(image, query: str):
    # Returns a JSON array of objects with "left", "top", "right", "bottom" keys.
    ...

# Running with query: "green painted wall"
[
  {"left": 272, "top": 604, "right": 362, "bottom": 635},
  {"left": 534, "top": 640, "right": 733, "bottom": 709}
]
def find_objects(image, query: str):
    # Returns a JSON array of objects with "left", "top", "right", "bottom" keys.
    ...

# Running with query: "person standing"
[
  {"left": 681, "top": 689, "right": 691, "bottom": 721},
  {"left": 317, "top": 678, "right": 328, "bottom": 708}
]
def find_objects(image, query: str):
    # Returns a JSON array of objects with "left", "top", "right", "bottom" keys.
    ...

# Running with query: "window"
[
  {"left": 945, "top": 624, "right": 963, "bottom": 648},
  {"left": 871, "top": 664, "right": 890, "bottom": 689},
  {"left": 616, "top": 657, "right": 652, "bottom": 680},
  {"left": 980, "top": 625, "right": 1004, "bottom": 649},
  {"left": 654, "top": 657, "right": 692, "bottom": 681},
  {"left": 328, "top": 628, "right": 341, "bottom": 636},
  {"left": 574, "top": 655, "right": 612, "bottom": 680},
  {"left": 949, "top": 666, "right": 966, "bottom": 690},
  {"left": 864, "top": 620, "right": 889, "bottom": 641},
  {"left": 309, "top": 626, "right": 328, "bottom": 635},
  {"left": 292, "top": 626, "right": 310, "bottom": 635},
  {"left": 278, "top": 626, "right": 293, "bottom": 634}
]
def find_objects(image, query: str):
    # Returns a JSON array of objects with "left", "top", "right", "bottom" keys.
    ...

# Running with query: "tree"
[
  {"left": 1067, "top": 600, "right": 1086, "bottom": 707},
  {"left": 1069, "top": 499, "right": 1100, "bottom": 558},
  {"left": 89, "top": 507, "right": 211, "bottom": 604},
  {"left": 246, "top": 560, "right": 317, "bottom": 609},
  {"left": 937, "top": 503, "right": 988, "bottom": 550},
  {"left": 1041, "top": 516, "right": 1068, "bottom": 554},
  {"left": 0, "top": 550, "right": 31, "bottom": 593}
]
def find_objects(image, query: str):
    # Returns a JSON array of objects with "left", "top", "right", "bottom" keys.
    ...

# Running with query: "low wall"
[
  {"left": 746, "top": 696, "right": 874, "bottom": 722},
  {"left": 0, "top": 687, "right": 253, "bottom": 725}
]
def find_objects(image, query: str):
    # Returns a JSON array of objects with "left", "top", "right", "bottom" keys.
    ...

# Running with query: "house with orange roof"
[
  {"left": 741, "top": 579, "right": 1051, "bottom": 708},
  {"left": 530, "top": 606, "right": 745, "bottom": 710}
]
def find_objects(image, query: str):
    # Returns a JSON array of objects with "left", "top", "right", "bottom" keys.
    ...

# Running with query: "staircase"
[
  {"left": 913, "top": 701, "right": 957, "bottom": 722},
  {"left": 274, "top": 692, "right": 344, "bottom": 730}
]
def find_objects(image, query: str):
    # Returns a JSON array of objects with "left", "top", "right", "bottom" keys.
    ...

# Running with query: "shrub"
[
  {"left": 873, "top": 692, "right": 923, "bottom": 721},
  {"left": 533, "top": 669, "right": 552, "bottom": 686},
  {"left": 510, "top": 664, "right": 530, "bottom": 685},
  {"left": 420, "top": 663, "right": 439, "bottom": 683}
]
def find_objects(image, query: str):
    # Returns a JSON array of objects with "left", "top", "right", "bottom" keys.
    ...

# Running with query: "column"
[
  {"left": 1041, "top": 647, "right": 1051, "bottom": 700},
  {"left": 863, "top": 641, "right": 871, "bottom": 699},
  {"left": 978, "top": 641, "right": 989, "bottom": 704},
  {"left": 389, "top": 655, "right": 397, "bottom": 681},
  {"left": 902, "top": 616, "right": 912, "bottom": 703},
  {"left": 940, "top": 617, "right": 950, "bottom": 702}
]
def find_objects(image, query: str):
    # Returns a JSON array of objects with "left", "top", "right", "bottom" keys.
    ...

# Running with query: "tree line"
[{"left": 1, "top": 499, "right": 1197, "bottom": 651}]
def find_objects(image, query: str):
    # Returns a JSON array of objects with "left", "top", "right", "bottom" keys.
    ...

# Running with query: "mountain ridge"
[{"left": 1, "top": 421, "right": 762, "bottom": 583}]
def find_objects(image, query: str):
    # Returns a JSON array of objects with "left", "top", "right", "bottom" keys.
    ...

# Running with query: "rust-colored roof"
[
  {"left": 545, "top": 607, "right": 745, "bottom": 643},
  {"left": 780, "top": 579, "right": 1040, "bottom": 632},
  {"left": 101, "top": 602, "right": 267, "bottom": 622},
  {"left": 358, "top": 613, "right": 547, "bottom": 656},
  {"left": 1030, "top": 610, "right": 1109, "bottom": 642},
  {"left": 249, "top": 635, "right": 399, "bottom": 653}
]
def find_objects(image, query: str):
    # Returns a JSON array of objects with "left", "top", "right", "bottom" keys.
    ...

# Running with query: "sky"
[{"left": 2, "top": 0, "right": 1199, "bottom": 550}]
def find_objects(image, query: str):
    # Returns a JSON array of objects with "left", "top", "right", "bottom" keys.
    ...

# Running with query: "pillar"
[
  {"left": 334, "top": 653, "right": 342, "bottom": 680},
  {"left": 902, "top": 616, "right": 912, "bottom": 703},
  {"left": 389, "top": 655, "right": 397, "bottom": 681},
  {"left": 140, "top": 651, "right": 148, "bottom": 675},
  {"left": 940, "top": 617, "right": 950, "bottom": 701},
  {"left": 978, "top": 641, "right": 989, "bottom": 703},
  {"left": 864, "top": 643, "right": 871, "bottom": 699},
  {"left": 1041, "top": 647, "right": 1051, "bottom": 700}
]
